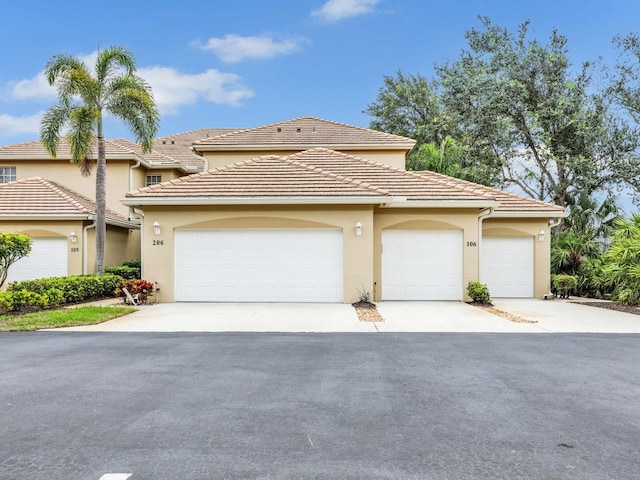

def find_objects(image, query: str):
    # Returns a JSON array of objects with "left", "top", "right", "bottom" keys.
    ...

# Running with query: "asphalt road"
[{"left": 1, "top": 332, "right": 639, "bottom": 480}]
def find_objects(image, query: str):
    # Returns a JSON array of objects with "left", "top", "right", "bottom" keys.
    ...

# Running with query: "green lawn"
[{"left": 0, "top": 306, "right": 137, "bottom": 332}]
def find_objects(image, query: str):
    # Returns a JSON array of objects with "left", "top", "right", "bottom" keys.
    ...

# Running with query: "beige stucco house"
[
  {"left": 121, "top": 117, "right": 566, "bottom": 303},
  {"left": 0, "top": 116, "right": 565, "bottom": 300}
]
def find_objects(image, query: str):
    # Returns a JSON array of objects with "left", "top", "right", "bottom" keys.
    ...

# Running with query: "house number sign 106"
[
  {"left": 153, "top": 240, "right": 164, "bottom": 246},
  {"left": 466, "top": 241, "right": 477, "bottom": 247}
]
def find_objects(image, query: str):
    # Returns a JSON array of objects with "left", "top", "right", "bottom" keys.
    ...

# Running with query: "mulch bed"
[
  {"left": 468, "top": 302, "right": 537, "bottom": 324},
  {"left": 570, "top": 301, "right": 640, "bottom": 316},
  {"left": 352, "top": 301, "right": 384, "bottom": 322}
]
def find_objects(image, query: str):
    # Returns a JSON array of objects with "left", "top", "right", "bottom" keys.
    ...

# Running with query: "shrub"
[
  {"left": 0, "top": 290, "right": 49, "bottom": 314},
  {"left": 551, "top": 274, "right": 578, "bottom": 299},
  {"left": 467, "top": 281, "right": 492, "bottom": 305},
  {"left": 122, "top": 259, "right": 141, "bottom": 269},
  {"left": 105, "top": 266, "right": 140, "bottom": 280},
  {"left": 115, "top": 279, "right": 154, "bottom": 303},
  {"left": 8, "top": 274, "right": 123, "bottom": 304}
]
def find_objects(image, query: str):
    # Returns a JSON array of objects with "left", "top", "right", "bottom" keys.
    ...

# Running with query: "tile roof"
[
  {"left": 287, "top": 148, "right": 496, "bottom": 202},
  {"left": 0, "top": 137, "right": 188, "bottom": 171},
  {"left": 125, "top": 148, "right": 486, "bottom": 203},
  {"left": 0, "top": 177, "right": 136, "bottom": 226},
  {"left": 192, "top": 117, "right": 416, "bottom": 149},
  {"left": 411, "top": 170, "right": 566, "bottom": 214},
  {"left": 127, "top": 153, "right": 390, "bottom": 199},
  {"left": 153, "top": 128, "right": 238, "bottom": 169},
  {"left": 126, "top": 148, "right": 565, "bottom": 214}
]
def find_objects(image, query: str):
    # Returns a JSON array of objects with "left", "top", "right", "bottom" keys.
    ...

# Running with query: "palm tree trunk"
[{"left": 96, "top": 121, "right": 106, "bottom": 275}]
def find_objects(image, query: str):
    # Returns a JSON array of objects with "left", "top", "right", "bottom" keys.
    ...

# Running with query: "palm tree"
[{"left": 41, "top": 46, "right": 159, "bottom": 274}]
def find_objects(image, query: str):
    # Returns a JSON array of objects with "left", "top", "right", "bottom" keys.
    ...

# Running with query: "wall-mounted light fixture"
[
  {"left": 152, "top": 221, "right": 161, "bottom": 235},
  {"left": 355, "top": 222, "right": 363, "bottom": 237},
  {"left": 69, "top": 232, "right": 78, "bottom": 244},
  {"left": 538, "top": 229, "right": 545, "bottom": 242}
]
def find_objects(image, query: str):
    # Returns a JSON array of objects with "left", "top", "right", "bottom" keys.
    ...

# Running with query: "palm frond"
[
  {"left": 40, "top": 103, "right": 72, "bottom": 158},
  {"left": 67, "top": 106, "right": 97, "bottom": 164},
  {"left": 95, "top": 46, "right": 135, "bottom": 83}
]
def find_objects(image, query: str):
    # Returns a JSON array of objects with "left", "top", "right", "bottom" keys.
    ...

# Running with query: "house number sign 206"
[{"left": 153, "top": 240, "right": 164, "bottom": 246}]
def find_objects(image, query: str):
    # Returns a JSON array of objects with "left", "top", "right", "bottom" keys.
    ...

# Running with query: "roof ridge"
[
  {"left": 192, "top": 116, "right": 416, "bottom": 145},
  {"left": 280, "top": 153, "right": 392, "bottom": 197},
  {"left": 157, "top": 127, "right": 240, "bottom": 140},
  {"left": 37, "top": 178, "right": 94, "bottom": 213}
]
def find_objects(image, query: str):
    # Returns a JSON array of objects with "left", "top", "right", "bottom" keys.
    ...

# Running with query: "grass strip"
[{"left": 0, "top": 306, "right": 137, "bottom": 332}]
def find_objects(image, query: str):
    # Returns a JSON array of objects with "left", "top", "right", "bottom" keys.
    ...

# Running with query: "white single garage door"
[
  {"left": 481, "top": 237, "right": 534, "bottom": 298},
  {"left": 174, "top": 229, "right": 343, "bottom": 302},
  {"left": 6, "top": 238, "right": 68, "bottom": 284},
  {"left": 382, "top": 230, "right": 463, "bottom": 300}
]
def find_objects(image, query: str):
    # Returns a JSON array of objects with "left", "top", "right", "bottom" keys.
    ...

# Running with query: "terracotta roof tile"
[
  {"left": 126, "top": 147, "right": 564, "bottom": 214},
  {"left": 0, "top": 177, "right": 135, "bottom": 226},
  {"left": 129, "top": 154, "right": 389, "bottom": 198},
  {"left": 192, "top": 117, "right": 416, "bottom": 148},
  {"left": 412, "top": 170, "right": 566, "bottom": 213},
  {"left": 153, "top": 128, "right": 238, "bottom": 169}
]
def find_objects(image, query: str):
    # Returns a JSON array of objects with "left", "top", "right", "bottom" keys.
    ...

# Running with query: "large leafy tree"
[
  {"left": 41, "top": 46, "right": 159, "bottom": 274},
  {"left": 365, "top": 72, "right": 456, "bottom": 147},
  {"left": 437, "top": 18, "right": 635, "bottom": 207},
  {"left": 366, "top": 18, "right": 638, "bottom": 208}
]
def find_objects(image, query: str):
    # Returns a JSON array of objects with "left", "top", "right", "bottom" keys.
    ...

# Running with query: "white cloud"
[
  {"left": 0, "top": 111, "right": 44, "bottom": 136},
  {"left": 311, "top": 0, "right": 380, "bottom": 22},
  {"left": 1, "top": 49, "right": 254, "bottom": 118},
  {"left": 139, "top": 67, "right": 254, "bottom": 114},
  {"left": 195, "top": 34, "right": 306, "bottom": 63}
]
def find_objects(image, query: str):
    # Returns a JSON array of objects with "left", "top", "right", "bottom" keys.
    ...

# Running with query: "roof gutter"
[
  {"left": 380, "top": 200, "right": 501, "bottom": 209},
  {"left": 121, "top": 196, "right": 393, "bottom": 207},
  {"left": 489, "top": 211, "right": 569, "bottom": 218}
]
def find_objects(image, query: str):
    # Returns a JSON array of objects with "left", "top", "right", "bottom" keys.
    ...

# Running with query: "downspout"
[
  {"left": 477, "top": 207, "right": 495, "bottom": 285},
  {"left": 191, "top": 146, "right": 207, "bottom": 172},
  {"left": 83, "top": 216, "right": 97, "bottom": 275},
  {"left": 131, "top": 207, "right": 145, "bottom": 278},
  {"left": 543, "top": 218, "right": 563, "bottom": 299},
  {"left": 129, "top": 160, "right": 142, "bottom": 192}
]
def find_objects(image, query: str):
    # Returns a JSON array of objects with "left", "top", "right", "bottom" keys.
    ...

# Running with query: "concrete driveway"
[{"left": 60, "top": 299, "right": 640, "bottom": 333}]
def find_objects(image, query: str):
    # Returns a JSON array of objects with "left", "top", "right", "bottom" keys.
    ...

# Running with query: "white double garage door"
[{"left": 173, "top": 229, "right": 534, "bottom": 302}]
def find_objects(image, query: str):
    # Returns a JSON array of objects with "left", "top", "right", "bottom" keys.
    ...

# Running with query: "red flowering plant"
[{"left": 115, "top": 279, "right": 155, "bottom": 304}]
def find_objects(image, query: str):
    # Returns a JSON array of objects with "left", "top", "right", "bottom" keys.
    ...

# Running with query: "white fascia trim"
[
  {"left": 0, "top": 214, "right": 92, "bottom": 220},
  {"left": 380, "top": 200, "right": 501, "bottom": 209},
  {"left": 490, "top": 211, "right": 569, "bottom": 218},
  {"left": 121, "top": 196, "right": 392, "bottom": 206},
  {"left": 0, "top": 212, "right": 138, "bottom": 228}
]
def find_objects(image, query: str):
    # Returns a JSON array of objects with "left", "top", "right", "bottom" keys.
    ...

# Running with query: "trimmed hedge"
[
  {"left": 7, "top": 274, "right": 123, "bottom": 304},
  {"left": 105, "top": 266, "right": 140, "bottom": 280}
]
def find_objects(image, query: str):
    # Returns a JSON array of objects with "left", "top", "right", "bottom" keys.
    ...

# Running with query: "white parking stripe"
[{"left": 100, "top": 474, "right": 132, "bottom": 480}]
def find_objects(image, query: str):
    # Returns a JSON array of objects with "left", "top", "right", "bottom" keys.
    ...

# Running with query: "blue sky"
[{"left": 0, "top": 0, "right": 639, "bottom": 145}]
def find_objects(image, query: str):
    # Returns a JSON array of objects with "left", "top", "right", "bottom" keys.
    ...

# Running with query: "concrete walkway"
[{"left": 58, "top": 298, "right": 640, "bottom": 333}]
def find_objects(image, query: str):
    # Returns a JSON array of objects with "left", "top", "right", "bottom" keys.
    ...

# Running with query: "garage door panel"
[
  {"left": 175, "top": 229, "right": 343, "bottom": 302},
  {"left": 7, "top": 238, "right": 68, "bottom": 283},
  {"left": 481, "top": 237, "right": 533, "bottom": 298},
  {"left": 382, "top": 230, "right": 463, "bottom": 300}
]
